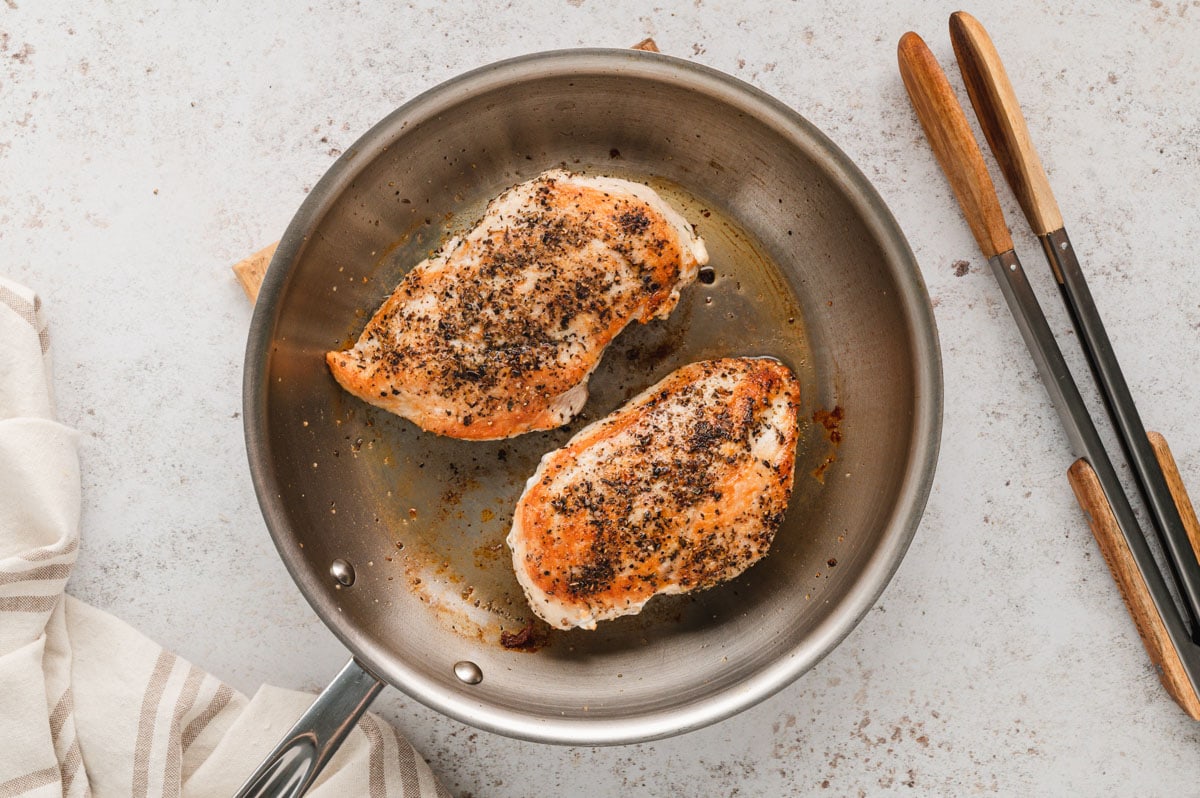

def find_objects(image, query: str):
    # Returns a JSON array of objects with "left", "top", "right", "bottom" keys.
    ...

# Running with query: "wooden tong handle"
[
  {"left": 949, "top": 11, "right": 1064, "bottom": 236},
  {"left": 897, "top": 32, "right": 1013, "bottom": 258},
  {"left": 1068, "top": 435, "right": 1200, "bottom": 719},
  {"left": 1148, "top": 431, "right": 1200, "bottom": 562}
]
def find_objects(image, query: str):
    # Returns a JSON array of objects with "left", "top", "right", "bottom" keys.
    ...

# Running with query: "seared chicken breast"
[
  {"left": 508, "top": 357, "right": 801, "bottom": 630},
  {"left": 326, "top": 170, "right": 708, "bottom": 439}
]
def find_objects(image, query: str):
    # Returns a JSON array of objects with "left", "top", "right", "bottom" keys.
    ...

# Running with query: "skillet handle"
[{"left": 233, "top": 659, "right": 386, "bottom": 798}]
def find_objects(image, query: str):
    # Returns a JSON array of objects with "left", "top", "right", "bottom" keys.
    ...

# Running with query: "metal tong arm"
[
  {"left": 949, "top": 9, "right": 1200, "bottom": 637},
  {"left": 990, "top": 250, "right": 1200, "bottom": 714}
]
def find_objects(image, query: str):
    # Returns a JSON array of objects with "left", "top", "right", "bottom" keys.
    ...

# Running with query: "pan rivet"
[
  {"left": 453, "top": 660, "right": 483, "bottom": 685},
  {"left": 330, "top": 559, "right": 355, "bottom": 586}
]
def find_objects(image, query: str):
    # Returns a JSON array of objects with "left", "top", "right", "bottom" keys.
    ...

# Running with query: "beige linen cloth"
[{"left": 0, "top": 276, "right": 449, "bottom": 798}]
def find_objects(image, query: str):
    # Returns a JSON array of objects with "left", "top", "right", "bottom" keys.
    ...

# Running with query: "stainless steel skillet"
[{"left": 238, "top": 48, "right": 942, "bottom": 795}]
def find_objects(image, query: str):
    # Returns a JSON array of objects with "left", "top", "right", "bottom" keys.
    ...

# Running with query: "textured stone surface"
[{"left": 4, "top": 1, "right": 1200, "bottom": 795}]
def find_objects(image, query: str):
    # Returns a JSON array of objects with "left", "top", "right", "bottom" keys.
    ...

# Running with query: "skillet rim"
[{"left": 242, "top": 46, "right": 943, "bottom": 745}]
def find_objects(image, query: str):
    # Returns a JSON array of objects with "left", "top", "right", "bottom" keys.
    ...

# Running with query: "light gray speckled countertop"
[{"left": 5, "top": 1, "right": 1200, "bottom": 795}]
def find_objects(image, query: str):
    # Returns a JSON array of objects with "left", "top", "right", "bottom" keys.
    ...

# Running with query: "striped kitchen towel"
[{"left": 0, "top": 277, "right": 450, "bottom": 798}]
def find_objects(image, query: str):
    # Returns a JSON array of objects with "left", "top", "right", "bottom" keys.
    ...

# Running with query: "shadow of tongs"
[{"left": 898, "top": 12, "right": 1200, "bottom": 718}]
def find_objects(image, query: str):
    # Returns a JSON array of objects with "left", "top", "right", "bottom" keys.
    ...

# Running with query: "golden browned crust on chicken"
[
  {"left": 508, "top": 357, "right": 801, "bottom": 629},
  {"left": 326, "top": 170, "right": 707, "bottom": 439}
]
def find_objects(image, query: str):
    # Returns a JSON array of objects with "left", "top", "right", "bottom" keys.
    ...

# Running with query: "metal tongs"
[{"left": 898, "top": 12, "right": 1200, "bottom": 717}]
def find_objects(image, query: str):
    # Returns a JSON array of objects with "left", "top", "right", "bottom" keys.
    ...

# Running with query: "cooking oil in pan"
[{"left": 348, "top": 173, "right": 831, "bottom": 646}]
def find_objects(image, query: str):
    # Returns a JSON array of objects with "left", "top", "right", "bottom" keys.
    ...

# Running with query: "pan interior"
[{"left": 249, "top": 51, "right": 937, "bottom": 743}]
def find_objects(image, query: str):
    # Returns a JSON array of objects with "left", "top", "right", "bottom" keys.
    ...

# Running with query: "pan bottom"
[{"left": 330, "top": 170, "right": 830, "bottom": 648}]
